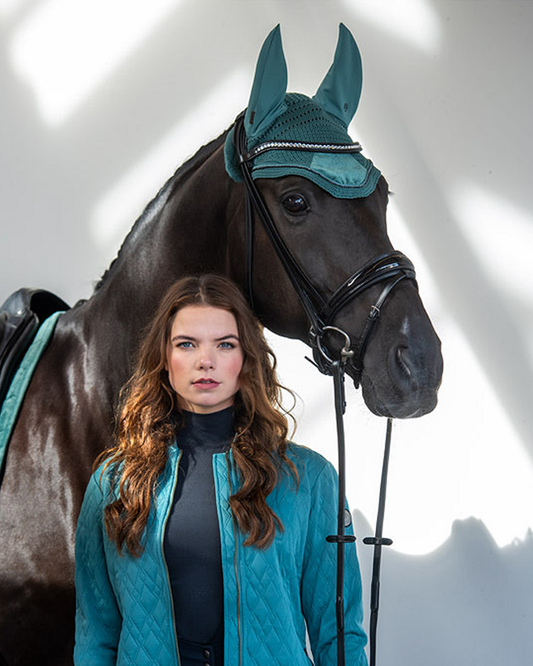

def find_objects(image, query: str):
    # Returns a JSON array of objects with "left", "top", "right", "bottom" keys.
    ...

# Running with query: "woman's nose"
[{"left": 197, "top": 348, "right": 215, "bottom": 369}]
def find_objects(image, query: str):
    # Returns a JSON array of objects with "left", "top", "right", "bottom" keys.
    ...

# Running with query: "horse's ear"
[
  {"left": 313, "top": 23, "right": 363, "bottom": 126},
  {"left": 244, "top": 24, "right": 288, "bottom": 144}
]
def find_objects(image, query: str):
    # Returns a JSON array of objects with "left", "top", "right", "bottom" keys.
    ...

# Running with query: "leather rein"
[{"left": 234, "top": 113, "right": 416, "bottom": 666}]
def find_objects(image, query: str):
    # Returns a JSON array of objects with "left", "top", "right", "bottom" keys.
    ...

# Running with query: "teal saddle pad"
[{"left": 0, "top": 312, "right": 62, "bottom": 479}]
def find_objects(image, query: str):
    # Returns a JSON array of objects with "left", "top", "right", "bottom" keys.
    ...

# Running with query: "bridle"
[
  {"left": 234, "top": 112, "right": 416, "bottom": 666},
  {"left": 235, "top": 113, "right": 416, "bottom": 384}
]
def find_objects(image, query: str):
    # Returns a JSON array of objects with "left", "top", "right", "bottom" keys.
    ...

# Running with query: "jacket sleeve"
[
  {"left": 300, "top": 458, "right": 368, "bottom": 666},
  {"left": 74, "top": 470, "right": 122, "bottom": 665}
]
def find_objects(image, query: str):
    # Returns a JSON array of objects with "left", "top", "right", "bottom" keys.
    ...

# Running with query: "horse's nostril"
[
  {"left": 395, "top": 346, "right": 412, "bottom": 380},
  {"left": 391, "top": 341, "right": 443, "bottom": 393}
]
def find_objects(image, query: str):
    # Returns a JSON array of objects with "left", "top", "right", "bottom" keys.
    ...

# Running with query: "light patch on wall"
[
  {"left": 0, "top": 0, "right": 30, "bottom": 19},
  {"left": 454, "top": 183, "right": 533, "bottom": 306},
  {"left": 342, "top": 0, "right": 441, "bottom": 54},
  {"left": 90, "top": 68, "right": 249, "bottom": 252},
  {"left": 386, "top": 197, "right": 441, "bottom": 314},
  {"left": 9, "top": 0, "right": 180, "bottom": 125},
  {"left": 454, "top": 183, "right": 533, "bottom": 369}
]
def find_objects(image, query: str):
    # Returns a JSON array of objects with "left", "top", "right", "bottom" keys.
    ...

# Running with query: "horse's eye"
[{"left": 282, "top": 193, "right": 309, "bottom": 214}]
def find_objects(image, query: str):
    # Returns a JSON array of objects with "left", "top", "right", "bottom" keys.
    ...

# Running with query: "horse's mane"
[{"left": 93, "top": 127, "right": 231, "bottom": 293}]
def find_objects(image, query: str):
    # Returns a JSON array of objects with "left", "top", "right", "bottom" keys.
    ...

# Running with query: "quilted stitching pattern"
[
  {"left": 213, "top": 453, "right": 240, "bottom": 663},
  {"left": 299, "top": 456, "right": 367, "bottom": 666},
  {"left": 75, "top": 444, "right": 367, "bottom": 666},
  {"left": 114, "top": 454, "right": 179, "bottom": 665},
  {"left": 75, "top": 473, "right": 121, "bottom": 666},
  {"left": 75, "top": 455, "right": 180, "bottom": 665}
]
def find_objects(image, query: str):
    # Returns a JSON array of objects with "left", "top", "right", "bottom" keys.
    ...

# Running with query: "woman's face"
[{"left": 166, "top": 305, "right": 244, "bottom": 414}]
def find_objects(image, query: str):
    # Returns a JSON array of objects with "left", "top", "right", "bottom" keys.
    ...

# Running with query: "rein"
[{"left": 235, "top": 114, "right": 415, "bottom": 666}]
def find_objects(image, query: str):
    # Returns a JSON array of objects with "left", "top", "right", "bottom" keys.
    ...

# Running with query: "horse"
[{"left": 0, "top": 25, "right": 442, "bottom": 665}]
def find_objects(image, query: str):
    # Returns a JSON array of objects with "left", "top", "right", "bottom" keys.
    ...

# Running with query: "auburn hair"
[{"left": 96, "top": 274, "right": 297, "bottom": 556}]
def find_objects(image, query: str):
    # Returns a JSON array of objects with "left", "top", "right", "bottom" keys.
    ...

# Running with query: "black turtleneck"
[{"left": 163, "top": 406, "right": 234, "bottom": 649}]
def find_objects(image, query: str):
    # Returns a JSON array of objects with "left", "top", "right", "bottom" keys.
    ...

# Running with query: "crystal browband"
[{"left": 241, "top": 140, "right": 363, "bottom": 163}]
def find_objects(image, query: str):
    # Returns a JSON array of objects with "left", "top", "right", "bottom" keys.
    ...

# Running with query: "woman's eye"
[
  {"left": 219, "top": 341, "right": 235, "bottom": 349},
  {"left": 176, "top": 341, "right": 193, "bottom": 348},
  {"left": 282, "top": 193, "right": 309, "bottom": 214}
]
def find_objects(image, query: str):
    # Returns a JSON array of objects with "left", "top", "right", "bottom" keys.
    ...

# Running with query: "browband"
[{"left": 241, "top": 140, "right": 363, "bottom": 163}]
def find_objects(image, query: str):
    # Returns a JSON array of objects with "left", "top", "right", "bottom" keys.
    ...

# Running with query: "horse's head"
[{"left": 225, "top": 24, "right": 443, "bottom": 419}]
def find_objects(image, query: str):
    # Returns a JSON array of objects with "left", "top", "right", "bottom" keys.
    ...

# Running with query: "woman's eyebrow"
[
  {"left": 170, "top": 334, "right": 196, "bottom": 343},
  {"left": 170, "top": 333, "right": 240, "bottom": 343}
]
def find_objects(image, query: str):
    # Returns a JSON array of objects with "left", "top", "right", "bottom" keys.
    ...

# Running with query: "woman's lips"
[{"left": 192, "top": 378, "right": 220, "bottom": 389}]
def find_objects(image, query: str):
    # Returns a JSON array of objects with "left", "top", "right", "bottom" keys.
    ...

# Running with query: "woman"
[{"left": 74, "top": 274, "right": 368, "bottom": 666}]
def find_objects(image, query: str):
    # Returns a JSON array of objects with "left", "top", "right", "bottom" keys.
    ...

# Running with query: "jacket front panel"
[{"left": 74, "top": 443, "right": 368, "bottom": 666}]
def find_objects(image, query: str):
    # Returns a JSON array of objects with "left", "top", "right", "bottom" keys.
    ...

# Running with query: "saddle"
[{"left": 0, "top": 289, "right": 70, "bottom": 405}]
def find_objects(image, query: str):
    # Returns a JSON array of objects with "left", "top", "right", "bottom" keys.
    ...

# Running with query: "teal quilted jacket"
[{"left": 74, "top": 443, "right": 368, "bottom": 666}]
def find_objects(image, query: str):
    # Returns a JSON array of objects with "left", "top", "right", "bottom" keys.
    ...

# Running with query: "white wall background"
[{"left": 1, "top": 0, "right": 532, "bottom": 663}]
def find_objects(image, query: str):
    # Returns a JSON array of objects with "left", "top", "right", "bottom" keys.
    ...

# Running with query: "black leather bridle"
[{"left": 234, "top": 112, "right": 416, "bottom": 666}]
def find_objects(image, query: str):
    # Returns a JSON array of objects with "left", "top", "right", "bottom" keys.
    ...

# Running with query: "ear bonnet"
[{"left": 225, "top": 24, "right": 380, "bottom": 199}]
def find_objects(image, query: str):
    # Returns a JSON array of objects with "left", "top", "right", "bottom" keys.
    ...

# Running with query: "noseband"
[{"left": 234, "top": 112, "right": 416, "bottom": 666}]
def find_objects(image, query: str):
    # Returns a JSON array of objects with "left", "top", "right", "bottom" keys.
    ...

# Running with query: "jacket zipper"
[
  {"left": 161, "top": 448, "right": 183, "bottom": 666},
  {"left": 226, "top": 451, "right": 242, "bottom": 666}
]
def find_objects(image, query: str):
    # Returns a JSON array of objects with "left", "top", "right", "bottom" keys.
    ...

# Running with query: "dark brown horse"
[{"left": 0, "top": 26, "right": 442, "bottom": 666}]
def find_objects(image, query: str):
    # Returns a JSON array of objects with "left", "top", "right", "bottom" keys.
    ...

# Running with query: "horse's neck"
[{"left": 64, "top": 139, "right": 238, "bottom": 398}]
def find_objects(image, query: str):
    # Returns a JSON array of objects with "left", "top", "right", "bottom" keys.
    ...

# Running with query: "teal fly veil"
[
  {"left": 225, "top": 93, "right": 380, "bottom": 199},
  {"left": 224, "top": 24, "right": 381, "bottom": 199}
]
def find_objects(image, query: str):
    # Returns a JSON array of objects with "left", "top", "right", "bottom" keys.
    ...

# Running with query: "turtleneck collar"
[{"left": 177, "top": 405, "right": 235, "bottom": 451}]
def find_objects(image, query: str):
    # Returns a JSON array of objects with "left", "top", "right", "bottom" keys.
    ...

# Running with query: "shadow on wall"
[{"left": 354, "top": 511, "right": 533, "bottom": 666}]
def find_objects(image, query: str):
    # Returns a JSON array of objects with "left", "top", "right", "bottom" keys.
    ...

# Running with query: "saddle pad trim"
[{"left": 0, "top": 311, "right": 63, "bottom": 477}]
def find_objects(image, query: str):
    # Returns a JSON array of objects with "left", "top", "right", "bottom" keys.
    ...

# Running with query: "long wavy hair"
[{"left": 96, "top": 274, "right": 297, "bottom": 557}]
